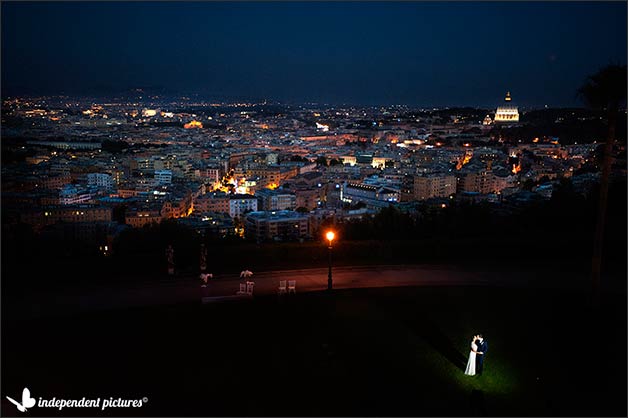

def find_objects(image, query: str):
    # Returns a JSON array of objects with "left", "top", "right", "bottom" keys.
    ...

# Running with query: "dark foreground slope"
[{"left": 2, "top": 286, "right": 626, "bottom": 417}]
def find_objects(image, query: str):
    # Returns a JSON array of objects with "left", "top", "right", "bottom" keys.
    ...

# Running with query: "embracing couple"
[{"left": 464, "top": 334, "right": 488, "bottom": 376}]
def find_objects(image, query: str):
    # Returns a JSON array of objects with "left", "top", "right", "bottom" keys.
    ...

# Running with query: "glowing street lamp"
[{"left": 326, "top": 231, "right": 335, "bottom": 290}]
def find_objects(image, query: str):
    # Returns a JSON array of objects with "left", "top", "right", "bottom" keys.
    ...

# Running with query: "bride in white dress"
[{"left": 464, "top": 335, "right": 479, "bottom": 376}]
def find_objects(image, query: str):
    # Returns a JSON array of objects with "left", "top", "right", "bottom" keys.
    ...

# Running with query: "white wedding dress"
[{"left": 464, "top": 341, "right": 477, "bottom": 376}]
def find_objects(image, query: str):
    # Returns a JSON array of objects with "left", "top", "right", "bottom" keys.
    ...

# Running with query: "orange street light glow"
[
  {"left": 184, "top": 120, "right": 203, "bottom": 129},
  {"left": 326, "top": 231, "right": 335, "bottom": 243}
]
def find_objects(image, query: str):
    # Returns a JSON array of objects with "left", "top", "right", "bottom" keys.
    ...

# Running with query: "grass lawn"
[{"left": 2, "top": 285, "right": 625, "bottom": 416}]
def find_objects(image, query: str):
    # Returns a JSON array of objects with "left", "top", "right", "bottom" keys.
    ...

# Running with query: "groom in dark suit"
[{"left": 476, "top": 334, "right": 488, "bottom": 375}]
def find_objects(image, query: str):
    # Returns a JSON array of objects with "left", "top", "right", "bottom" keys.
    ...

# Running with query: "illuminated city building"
[
  {"left": 20, "top": 205, "right": 112, "bottom": 229},
  {"left": 154, "top": 170, "right": 173, "bottom": 185},
  {"left": 256, "top": 188, "right": 297, "bottom": 211},
  {"left": 456, "top": 169, "right": 516, "bottom": 194},
  {"left": 193, "top": 192, "right": 230, "bottom": 215},
  {"left": 87, "top": 173, "right": 114, "bottom": 190},
  {"left": 177, "top": 212, "right": 235, "bottom": 238},
  {"left": 125, "top": 207, "right": 162, "bottom": 228},
  {"left": 494, "top": 92, "right": 519, "bottom": 123},
  {"left": 412, "top": 174, "right": 457, "bottom": 200},
  {"left": 229, "top": 194, "right": 258, "bottom": 218},
  {"left": 341, "top": 182, "right": 400, "bottom": 208},
  {"left": 141, "top": 108, "right": 159, "bottom": 117},
  {"left": 59, "top": 184, "right": 93, "bottom": 205},
  {"left": 244, "top": 210, "right": 309, "bottom": 242}
]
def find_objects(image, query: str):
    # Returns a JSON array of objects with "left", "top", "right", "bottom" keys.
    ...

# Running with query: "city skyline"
[
  {"left": 1, "top": 3, "right": 626, "bottom": 417},
  {"left": 2, "top": 1, "right": 626, "bottom": 107}
]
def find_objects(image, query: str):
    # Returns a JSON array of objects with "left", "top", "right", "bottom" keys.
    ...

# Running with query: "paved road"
[{"left": 7, "top": 264, "right": 595, "bottom": 320}]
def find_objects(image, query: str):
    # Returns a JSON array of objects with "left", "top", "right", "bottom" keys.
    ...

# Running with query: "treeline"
[
  {"left": 491, "top": 110, "right": 627, "bottom": 145},
  {"left": 101, "top": 139, "right": 169, "bottom": 153},
  {"left": 325, "top": 177, "right": 626, "bottom": 270},
  {"left": 3, "top": 178, "right": 625, "bottom": 291},
  {"left": 352, "top": 179, "right": 623, "bottom": 238}
]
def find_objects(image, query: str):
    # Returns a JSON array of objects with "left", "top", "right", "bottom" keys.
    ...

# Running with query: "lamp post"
[
  {"left": 199, "top": 243, "right": 207, "bottom": 273},
  {"left": 166, "top": 244, "right": 175, "bottom": 276},
  {"left": 326, "top": 231, "right": 335, "bottom": 290}
]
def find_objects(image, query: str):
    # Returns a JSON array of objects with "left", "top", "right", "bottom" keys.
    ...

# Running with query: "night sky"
[{"left": 2, "top": 1, "right": 626, "bottom": 107}]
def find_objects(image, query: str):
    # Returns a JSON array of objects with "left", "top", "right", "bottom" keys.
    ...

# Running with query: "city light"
[
  {"left": 326, "top": 230, "right": 336, "bottom": 290},
  {"left": 184, "top": 120, "right": 203, "bottom": 129},
  {"left": 316, "top": 122, "right": 330, "bottom": 132},
  {"left": 456, "top": 152, "right": 472, "bottom": 170}
]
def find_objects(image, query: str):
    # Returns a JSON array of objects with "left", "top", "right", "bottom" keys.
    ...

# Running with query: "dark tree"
[
  {"left": 577, "top": 64, "right": 627, "bottom": 306},
  {"left": 112, "top": 204, "right": 128, "bottom": 224},
  {"left": 522, "top": 179, "right": 536, "bottom": 191},
  {"left": 315, "top": 156, "right": 328, "bottom": 166}
]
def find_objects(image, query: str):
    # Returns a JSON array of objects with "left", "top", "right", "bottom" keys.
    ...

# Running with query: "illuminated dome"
[{"left": 494, "top": 92, "right": 519, "bottom": 123}]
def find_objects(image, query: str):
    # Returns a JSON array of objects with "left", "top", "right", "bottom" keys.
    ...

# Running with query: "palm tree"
[{"left": 577, "top": 64, "right": 627, "bottom": 306}]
